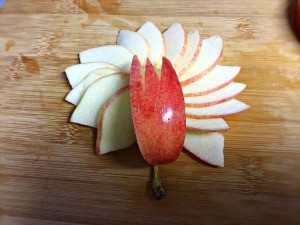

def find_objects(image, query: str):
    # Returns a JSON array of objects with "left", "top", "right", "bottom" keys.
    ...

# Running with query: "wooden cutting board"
[{"left": 0, "top": 0, "right": 299, "bottom": 224}]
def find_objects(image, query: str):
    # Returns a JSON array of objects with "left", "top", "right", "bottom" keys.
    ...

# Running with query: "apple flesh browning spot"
[{"left": 130, "top": 56, "right": 186, "bottom": 165}]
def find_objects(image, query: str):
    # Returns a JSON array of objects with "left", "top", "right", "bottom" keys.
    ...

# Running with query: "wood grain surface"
[{"left": 0, "top": 0, "right": 300, "bottom": 224}]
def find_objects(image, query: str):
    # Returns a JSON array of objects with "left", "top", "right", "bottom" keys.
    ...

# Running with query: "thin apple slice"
[
  {"left": 184, "top": 82, "right": 246, "bottom": 107},
  {"left": 116, "top": 30, "right": 149, "bottom": 66},
  {"left": 65, "top": 62, "right": 118, "bottom": 88},
  {"left": 186, "top": 118, "right": 229, "bottom": 132},
  {"left": 137, "top": 21, "right": 165, "bottom": 67},
  {"left": 175, "top": 30, "right": 202, "bottom": 76},
  {"left": 70, "top": 74, "right": 130, "bottom": 128},
  {"left": 96, "top": 86, "right": 136, "bottom": 155},
  {"left": 182, "top": 65, "right": 240, "bottom": 97},
  {"left": 185, "top": 99, "right": 249, "bottom": 119},
  {"left": 65, "top": 68, "right": 122, "bottom": 106},
  {"left": 184, "top": 131, "right": 224, "bottom": 167},
  {"left": 163, "top": 22, "right": 187, "bottom": 65},
  {"left": 79, "top": 45, "right": 134, "bottom": 73},
  {"left": 179, "top": 35, "right": 223, "bottom": 86}
]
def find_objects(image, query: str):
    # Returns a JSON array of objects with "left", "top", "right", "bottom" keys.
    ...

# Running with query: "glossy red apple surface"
[{"left": 130, "top": 56, "right": 186, "bottom": 165}]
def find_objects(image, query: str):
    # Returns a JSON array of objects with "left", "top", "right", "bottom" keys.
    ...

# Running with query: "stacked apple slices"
[{"left": 64, "top": 21, "right": 249, "bottom": 167}]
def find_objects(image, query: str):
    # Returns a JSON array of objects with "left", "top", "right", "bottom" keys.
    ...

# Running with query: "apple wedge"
[
  {"left": 184, "top": 131, "right": 224, "bottom": 167},
  {"left": 182, "top": 65, "right": 240, "bottom": 97},
  {"left": 70, "top": 73, "right": 130, "bottom": 128},
  {"left": 163, "top": 22, "right": 187, "bottom": 66},
  {"left": 185, "top": 99, "right": 249, "bottom": 119},
  {"left": 179, "top": 35, "right": 223, "bottom": 86},
  {"left": 186, "top": 118, "right": 229, "bottom": 132},
  {"left": 65, "top": 68, "right": 122, "bottom": 106},
  {"left": 175, "top": 30, "right": 202, "bottom": 76},
  {"left": 79, "top": 45, "right": 134, "bottom": 73},
  {"left": 65, "top": 62, "right": 118, "bottom": 88},
  {"left": 184, "top": 82, "right": 246, "bottom": 107},
  {"left": 116, "top": 30, "right": 150, "bottom": 66},
  {"left": 96, "top": 86, "right": 136, "bottom": 155},
  {"left": 137, "top": 21, "right": 165, "bottom": 67}
]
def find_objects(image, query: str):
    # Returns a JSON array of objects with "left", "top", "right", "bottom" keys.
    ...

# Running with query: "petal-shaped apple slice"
[
  {"left": 175, "top": 30, "right": 202, "bottom": 76},
  {"left": 96, "top": 86, "right": 136, "bottom": 155},
  {"left": 70, "top": 73, "right": 129, "bottom": 128},
  {"left": 116, "top": 30, "right": 150, "bottom": 66},
  {"left": 179, "top": 35, "right": 223, "bottom": 86},
  {"left": 79, "top": 45, "right": 134, "bottom": 73},
  {"left": 130, "top": 56, "right": 186, "bottom": 165},
  {"left": 184, "top": 131, "right": 224, "bottom": 167},
  {"left": 186, "top": 118, "right": 229, "bottom": 132},
  {"left": 182, "top": 65, "right": 240, "bottom": 97},
  {"left": 65, "top": 62, "right": 118, "bottom": 88},
  {"left": 65, "top": 68, "right": 122, "bottom": 105},
  {"left": 184, "top": 82, "right": 246, "bottom": 107},
  {"left": 163, "top": 22, "right": 187, "bottom": 65},
  {"left": 137, "top": 21, "right": 165, "bottom": 67},
  {"left": 185, "top": 99, "right": 249, "bottom": 119}
]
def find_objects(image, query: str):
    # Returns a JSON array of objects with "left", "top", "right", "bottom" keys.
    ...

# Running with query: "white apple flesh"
[
  {"left": 65, "top": 68, "right": 122, "bottom": 106},
  {"left": 182, "top": 65, "right": 240, "bottom": 97},
  {"left": 79, "top": 45, "right": 134, "bottom": 73},
  {"left": 186, "top": 118, "right": 229, "bottom": 132},
  {"left": 179, "top": 35, "right": 223, "bottom": 86},
  {"left": 137, "top": 21, "right": 165, "bottom": 67},
  {"left": 70, "top": 74, "right": 130, "bottom": 128},
  {"left": 96, "top": 86, "right": 136, "bottom": 155},
  {"left": 163, "top": 22, "right": 187, "bottom": 65},
  {"left": 116, "top": 30, "right": 150, "bottom": 66},
  {"left": 184, "top": 131, "right": 224, "bottom": 167},
  {"left": 65, "top": 62, "right": 119, "bottom": 88}
]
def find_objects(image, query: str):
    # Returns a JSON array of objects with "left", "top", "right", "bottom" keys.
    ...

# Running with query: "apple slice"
[
  {"left": 96, "top": 86, "right": 136, "bottom": 155},
  {"left": 175, "top": 30, "right": 202, "bottom": 76},
  {"left": 116, "top": 30, "right": 150, "bottom": 66},
  {"left": 130, "top": 56, "right": 186, "bottom": 165},
  {"left": 184, "top": 131, "right": 224, "bottom": 167},
  {"left": 65, "top": 68, "right": 122, "bottom": 106},
  {"left": 179, "top": 35, "right": 223, "bottom": 86},
  {"left": 185, "top": 99, "right": 249, "bottom": 119},
  {"left": 184, "top": 82, "right": 246, "bottom": 107},
  {"left": 163, "top": 22, "right": 187, "bottom": 65},
  {"left": 182, "top": 65, "right": 240, "bottom": 97},
  {"left": 70, "top": 73, "right": 129, "bottom": 128},
  {"left": 65, "top": 62, "right": 118, "bottom": 88},
  {"left": 79, "top": 45, "right": 134, "bottom": 73},
  {"left": 186, "top": 118, "right": 229, "bottom": 132},
  {"left": 137, "top": 21, "right": 165, "bottom": 67}
]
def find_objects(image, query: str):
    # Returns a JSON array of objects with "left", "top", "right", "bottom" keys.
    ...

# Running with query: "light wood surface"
[{"left": 0, "top": 1, "right": 300, "bottom": 224}]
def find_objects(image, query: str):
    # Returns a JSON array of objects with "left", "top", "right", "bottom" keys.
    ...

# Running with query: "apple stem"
[{"left": 152, "top": 165, "right": 165, "bottom": 200}]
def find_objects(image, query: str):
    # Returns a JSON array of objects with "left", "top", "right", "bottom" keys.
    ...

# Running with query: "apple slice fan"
[{"left": 64, "top": 22, "right": 249, "bottom": 199}]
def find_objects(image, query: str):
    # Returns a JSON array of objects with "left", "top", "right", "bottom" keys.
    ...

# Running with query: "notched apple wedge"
[
  {"left": 130, "top": 56, "right": 186, "bottom": 165},
  {"left": 96, "top": 86, "right": 136, "bottom": 155}
]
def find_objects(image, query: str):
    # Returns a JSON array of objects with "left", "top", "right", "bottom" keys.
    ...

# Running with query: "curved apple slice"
[
  {"left": 116, "top": 30, "right": 149, "bottom": 66},
  {"left": 184, "top": 82, "right": 246, "bottom": 107},
  {"left": 163, "top": 22, "right": 187, "bottom": 65},
  {"left": 70, "top": 73, "right": 130, "bottom": 128},
  {"left": 185, "top": 99, "right": 249, "bottom": 119},
  {"left": 79, "top": 45, "right": 134, "bottom": 73},
  {"left": 179, "top": 35, "right": 223, "bottom": 86},
  {"left": 96, "top": 86, "right": 136, "bottom": 155},
  {"left": 186, "top": 118, "right": 229, "bottom": 132},
  {"left": 65, "top": 68, "right": 122, "bottom": 106},
  {"left": 65, "top": 62, "right": 118, "bottom": 88},
  {"left": 184, "top": 131, "right": 224, "bottom": 167},
  {"left": 137, "top": 21, "right": 165, "bottom": 67},
  {"left": 182, "top": 65, "right": 240, "bottom": 97},
  {"left": 176, "top": 30, "right": 202, "bottom": 76}
]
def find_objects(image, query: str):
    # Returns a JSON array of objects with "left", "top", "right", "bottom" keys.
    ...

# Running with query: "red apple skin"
[
  {"left": 130, "top": 56, "right": 186, "bottom": 165},
  {"left": 294, "top": 0, "right": 300, "bottom": 39}
]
